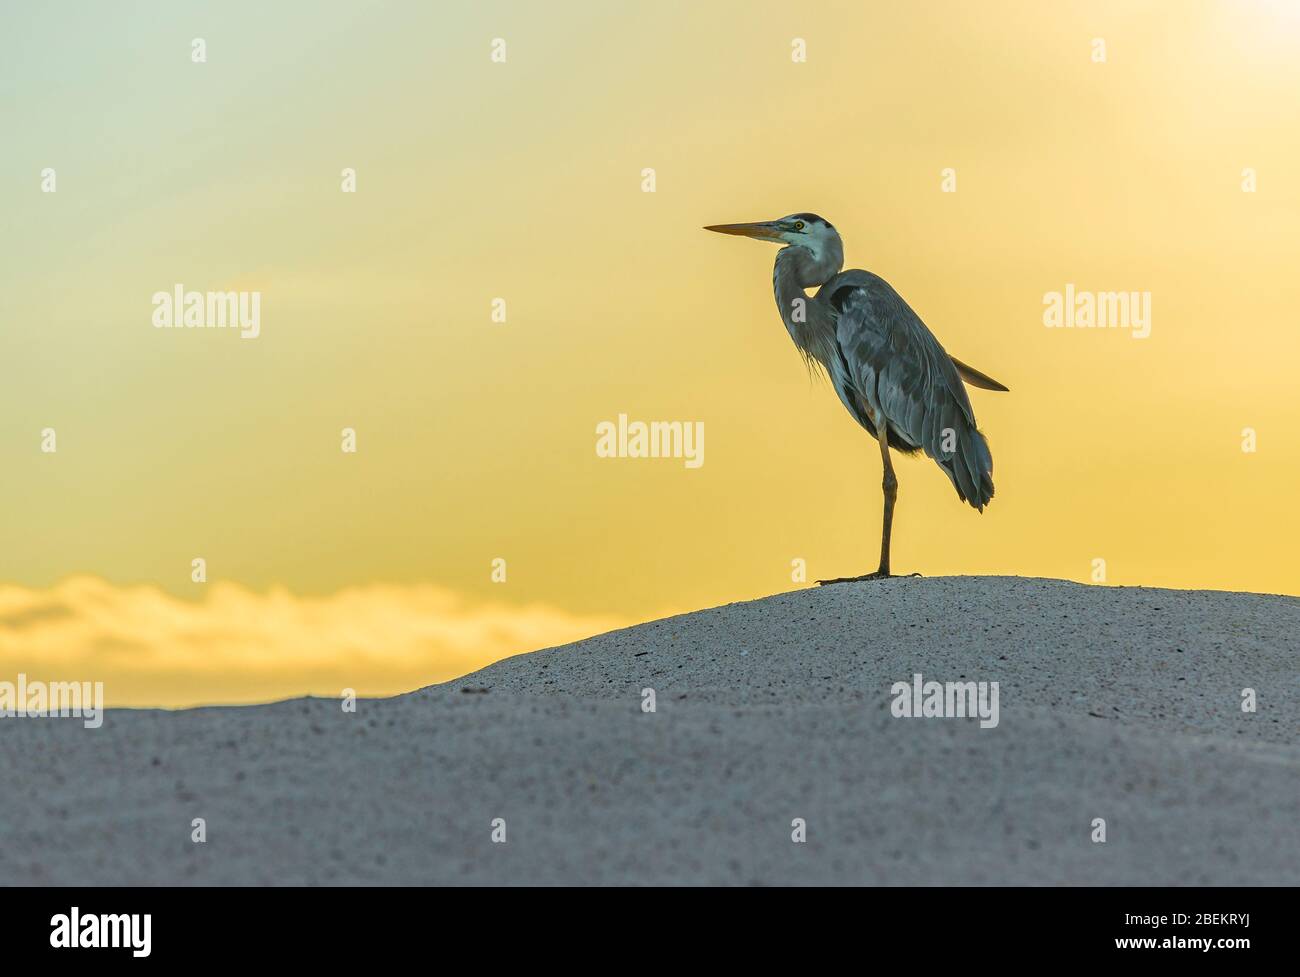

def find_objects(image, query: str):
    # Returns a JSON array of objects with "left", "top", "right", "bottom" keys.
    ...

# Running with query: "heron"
[{"left": 705, "top": 213, "right": 1008, "bottom": 583}]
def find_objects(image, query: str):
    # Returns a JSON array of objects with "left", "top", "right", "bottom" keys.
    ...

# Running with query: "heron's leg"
[
  {"left": 817, "top": 418, "right": 920, "bottom": 585},
  {"left": 876, "top": 422, "right": 897, "bottom": 576}
]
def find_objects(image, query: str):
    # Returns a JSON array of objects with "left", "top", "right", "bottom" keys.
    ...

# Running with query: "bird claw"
[{"left": 816, "top": 570, "right": 922, "bottom": 586}]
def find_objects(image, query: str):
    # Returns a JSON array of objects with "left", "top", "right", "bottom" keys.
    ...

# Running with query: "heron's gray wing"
[{"left": 825, "top": 272, "right": 995, "bottom": 510}]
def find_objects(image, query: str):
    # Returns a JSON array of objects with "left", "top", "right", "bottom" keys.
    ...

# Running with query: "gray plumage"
[
  {"left": 824, "top": 270, "right": 994, "bottom": 509},
  {"left": 706, "top": 212, "right": 1008, "bottom": 580}
]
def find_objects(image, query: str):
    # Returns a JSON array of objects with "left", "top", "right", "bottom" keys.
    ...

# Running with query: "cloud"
[{"left": 0, "top": 577, "right": 630, "bottom": 708}]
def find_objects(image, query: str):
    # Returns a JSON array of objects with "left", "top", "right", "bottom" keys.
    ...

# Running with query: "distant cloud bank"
[{"left": 0, "top": 577, "right": 628, "bottom": 708}]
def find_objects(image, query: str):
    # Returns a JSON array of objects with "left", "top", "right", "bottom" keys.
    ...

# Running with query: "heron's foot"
[{"left": 816, "top": 570, "right": 922, "bottom": 586}]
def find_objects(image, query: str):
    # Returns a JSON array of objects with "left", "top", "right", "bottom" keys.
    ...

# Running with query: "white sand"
[{"left": 3, "top": 576, "right": 1296, "bottom": 885}]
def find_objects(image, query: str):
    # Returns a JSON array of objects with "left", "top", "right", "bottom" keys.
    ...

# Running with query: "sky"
[{"left": 2, "top": 0, "right": 1298, "bottom": 706}]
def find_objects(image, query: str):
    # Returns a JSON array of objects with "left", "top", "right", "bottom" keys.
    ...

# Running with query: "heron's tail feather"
[
  {"left": 950, "top": 356, "right": 1010, "bottom": 392},
  {"left": 938, "top": 425, "right": 995, "bottom": 512}
]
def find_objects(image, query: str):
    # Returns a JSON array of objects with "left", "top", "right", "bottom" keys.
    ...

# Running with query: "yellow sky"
[{"left": 2, "top": 1, "right": 1298, "bottom": 706}]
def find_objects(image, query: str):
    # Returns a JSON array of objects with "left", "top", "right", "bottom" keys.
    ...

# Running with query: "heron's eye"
[{"left": 794, "top": 221, "right": 805, "bottom": 231}]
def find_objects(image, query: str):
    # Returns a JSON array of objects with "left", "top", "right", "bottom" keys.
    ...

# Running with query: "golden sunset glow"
[{"left": 3, "top": 1, "right": 1298, "bottom": 706}]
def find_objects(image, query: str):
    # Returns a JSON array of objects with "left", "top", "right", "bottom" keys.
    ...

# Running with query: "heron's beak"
[{"left": 703, "top": 221, "right": 784, "bottom": 242}]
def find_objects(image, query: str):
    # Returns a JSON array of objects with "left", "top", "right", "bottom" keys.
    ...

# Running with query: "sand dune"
[{"left": 3, "top": 577, "right": 1296, "bottom": 885}]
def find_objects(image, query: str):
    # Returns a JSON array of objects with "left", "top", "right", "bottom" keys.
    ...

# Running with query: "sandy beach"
[{"left": 3, "top": 576, "right": 1296, "bottom": 885}]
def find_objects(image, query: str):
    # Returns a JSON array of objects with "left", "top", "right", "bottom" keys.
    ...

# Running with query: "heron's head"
[
  {"left": 702, "top": 213, "right": 842, "bottom": 272},
  {"left": 705, "top": 213, "right": 841, "bottom": 261}
]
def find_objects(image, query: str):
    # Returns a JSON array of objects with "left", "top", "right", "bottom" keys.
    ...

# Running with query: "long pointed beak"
[{"left": 703, "top": 221, "right": 783, "bottom": 242}]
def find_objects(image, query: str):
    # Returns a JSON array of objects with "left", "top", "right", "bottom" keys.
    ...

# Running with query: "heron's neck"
[{"left": 773, "top": 245, "right": 842, "bottom": 363}]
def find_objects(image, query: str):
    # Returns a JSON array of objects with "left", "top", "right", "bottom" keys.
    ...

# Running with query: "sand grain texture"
[{"left": 2, "top": 577, "right": 1296, "bottom": 885}]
